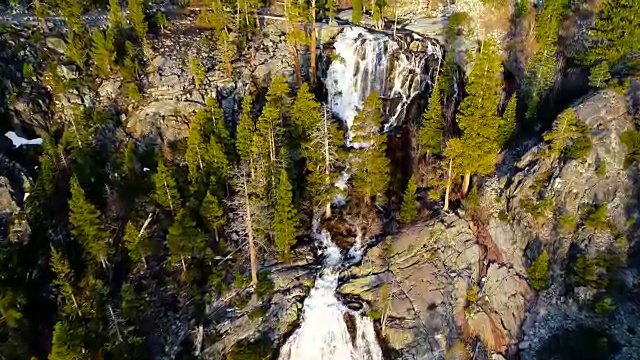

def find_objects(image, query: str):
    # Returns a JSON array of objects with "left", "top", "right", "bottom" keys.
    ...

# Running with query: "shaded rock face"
[{"left": 498, "top": 90, "right": 633, "bottom": 268}]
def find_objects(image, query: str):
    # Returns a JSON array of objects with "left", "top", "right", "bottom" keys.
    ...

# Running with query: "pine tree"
[
  {"left": 229, "top": 164, "right": 265, "bottom": 286},
  {"left": 49, "top": 321, "right": 85, "bottom": 360},
  {"left": 543, "top": 108, "right": 586, "bottom": 158},
  {"left": 372, "top": 0, "right": 385, "bottom": 29},
  {"left": 326, "top": 0, "right": 337, "bottom": 22},
  {"left": 189, "top": 56, "right": 206, "bottom": 90},
  {"left": 400, "top": 175, "right": 418, "bottom": 223},
  {"left": 197, "top": 0, "right": 230, "bottom": 33},
  {"left": 498, "top": 95, "right": 516, "bottom": 148},
  {"left": 50, "top": 246, "right": 81, "bottom": 317},
  {"left": 166, "top": 209, "right": 207, "bottom": 272},
  {"left": 285, "top": 0, "right": 307, "bottom": 86},
  {"left": 273, "top": 168, "right": 299, "bottom": 261},
  {"left": 122, "top": 221, "right": 151, "bottom": 270},
  {"left": 66, "top": 32, "right": 87, "bottom": 69},
  {"left": 445, "top": 39, "right": 503, "bottom": 196},
  {"left": 108, "top": 0, "right": 125, "bottom": 30},
  {"left": 237, "top": 0, "right": 259, "bottom": 33},
  {"left": 217, "top": 30, "right": 237, "bottom": 78},
  {"left": 206, "top": 136, "right": 231, "bottom": 190},
  {"left": 236, "top": 95, "right": 255, "bottom": 163},
  {"left": 201, "top": 191, "right": 226, "bottom": 239},
  {"left": 527, "top": 250, "right": 549, "bottom": 291},
  {"left": 68, "top": 178, "right": 111, "bottom": 269},
  {"left": 419, "top": 81, "right": 444, "bottom": 156},
  {"left": 304, "top": 105, "right": 343, "bottom": 217},
  {"left": 90, "top": 29, "right": 115, "bottom": 78},
  {"left": 153, "top": 159, "right": 180, "bottom": 211},
  {"left": 581, "top": 0, "right": 640, "bottom": 71},
  {"left": 256, "top": 76, "right": 291, "bottom": 183},
  {"left": 128, "top": 0, "right": 148, "bottom": 44},
  {"left": 352, "top": 0, "right": 363, "bottom": 24},
  {"left": 186, "top": 110, "right": 207, "bottom": 186},
  {"left": 588, "top": 61, "right": 612, "bottom": 88},
  {"left": 291, "top": 83, "right": 321, "bottom": 141},
  {"left": 60, "top": 0, "right": 84, "bottom": 34},
  {"left": 205, "top": 96, "right": 233, "bottom": 159},
  {"left": 352, "top": 92, "right": 390, "bottom": 204},
  {"left": 522, "top": 0, "right": 567, "bottom": 121}
]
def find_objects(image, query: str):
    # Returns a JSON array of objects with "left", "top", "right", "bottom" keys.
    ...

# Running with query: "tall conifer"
[{"left": 273, "top": 169, "right": 298, "bottom": 261}]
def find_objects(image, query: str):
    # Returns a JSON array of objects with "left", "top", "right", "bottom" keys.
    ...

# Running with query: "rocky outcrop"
[{"left": 340, "top": 214, "right": 480, "bottom": 359}]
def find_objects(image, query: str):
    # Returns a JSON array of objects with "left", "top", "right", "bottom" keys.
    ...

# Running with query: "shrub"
[
  {"left": 620, "top": 130, "right": 640, "bottom": 168},
  {"left": 571, "top": 255, "right": 607, "bottom": 289},
  {"left": 227, "top": 338, "right": 272, "bottom": 360},
  {"left": 466, "top": 284, "right": 479, "bottom": 303},
  {"left": 445, "top": 12, "right": 472, "bottom": 42},
  {"left": 444, "top": 340, "right": 469, "bottom": 360},
  {"left": 558, "top": 213, "right": 577, "bottom": 234},
  {"left": 594, "top": 297, "right": 616, "bottom": 315},
  {"left": 584, "top": 204, "right": 608, "bottom": 230},
  {"left": 528, "top": 250, "right": 549, "bottom": 291},
  {"left": 522, "top": 197, "right": 554, "bottom": 220},
  {"left": 595, "top": 159, "right": 607, "bottom": 177},
  {"left": 566, "top": 136, "right": 592, "bottom": 159},
  {"left": 255, "top": 271, "right": 274, "bottom": 299},
  {"left": 22, "top": 63, "right": 35, "bottom": 79}
]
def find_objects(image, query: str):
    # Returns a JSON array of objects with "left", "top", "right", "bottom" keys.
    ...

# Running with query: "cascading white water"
[
  {"left": 278, "top": 227, "right": 383, "bottom": 360},
  {"left": 325, "top": 27, "right": 442, "bottom": 132}
]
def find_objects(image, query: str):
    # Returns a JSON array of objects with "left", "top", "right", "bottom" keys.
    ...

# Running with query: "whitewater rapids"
[{"left": 277, "top": 229, "right": 383, "bottom": 360}]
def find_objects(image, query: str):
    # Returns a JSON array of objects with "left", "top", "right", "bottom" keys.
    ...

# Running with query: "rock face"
[
  {"left": 340, "top": 214, "right": 480, "bottom": 359},
  {"left": 339, "top": 90, "right": 640, "bottom": 359}
]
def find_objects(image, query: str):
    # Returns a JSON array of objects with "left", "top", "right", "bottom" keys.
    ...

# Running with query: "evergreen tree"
[
  {"left": 50, "top": 246, "right": 81, "bottom": 317},
  {"left": 372, "top": 0, "right": 386, "bottom": 29},
  {"left": 304, "top": 105, "right": 343, "bottom": 217},
  {"left": 326, "top": 0, "right": 337, "bottom": 22},
  {"left": 400, "top": 175, "right": 418, "bottom": 223},
  {"left": 153, "top": 159, "right": 180, "bottom": 212},
  {"left": 237, "top": 0, "right": 259, "bottom": 33},
  {"left": 66, "top": 32, "right": 87, "bottom": 69},
  {"left": 543, "top": 108, "right": 585, "bottom": 158},
  {"left": 186, "top": 110, "right": 207, "bottom": 186},
  {"left": 236, "top": 94, "right": 255, "bottom": 163},
  {"left": 60, "top": 0, "right": 84, "bottom": 34},
  {"left": 285, "top": 0, "right": 307, "bottom": 86},
  {"left": 206, "top": 136, "right": 231, "bottom": 190},
  {"left": 291, "top": 83, "right": 320, "bottom": 141},
  {"left": 273, "top": 168, "right": 298, "bottom": 261},
  {"left": 217, "top": 30, "right": 237, "bottom": 78},
  {"left": 522, "top": 0, "right": 567, "bottom": 121},
  {"left": 419, "top": 81, "right": 444, "bottom": 156},
  {"left": 189, "top": 56, "right": 206, "bottom": 90},
  {"left": 108, "top": 0, "right": 125, "bottom": 30},
  {"left": 352, "top": 0, "right": 363, "bottom": 24},
  {"left": 445, "top": 39, "right": 503, "bottom": 195},
  {"left": 49, "top": 321, "right": 85, "bottom": 360},
  {"left": 589, "top": 61, "right": 612, "bottom": 88},
  {"left": 201, "top": 191, "right": 226, "bottom": 238},
  {"left": 352, "top": 93, "right": 390, "bottom": 204},
  {"left": 256, "top": 76, "right": 291, "bottom": 184},
  {"left": 498, "top": 95, "right": 516, "bottom": 148},
  {"left": 197, "top": 0, "right": 230, "bottom": 33},
  {"left": 205, "top": 96, "right": 233, "bottom": 159},
  {"left": 128, "top": 0, "right": 148, "bottom": 44},
  {"left": 527, "top": 250, "right": 549, "bottom": 291},
  {"left": 122, "top": 221, "right": 151, "bottom": 270},
  {"left": 581, "top": 0, "right": 640, "bottom": 72},
  {"left": 90, "top": 29, "right": 115, "bottom": 78},
  {"left": 166, "top": 209, "right": 208, "bottom": 272},
  {"left": 68, "top": 178, "right": 111, "bottom": 269}
]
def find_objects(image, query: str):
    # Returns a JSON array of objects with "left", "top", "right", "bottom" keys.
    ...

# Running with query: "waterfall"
[
  {"left": 278, "top": 226, "right": 383, "bottom": 360},
  {"left": 325, "top": 27, "right": 442, "bottom": 132}
]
